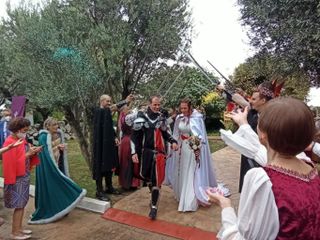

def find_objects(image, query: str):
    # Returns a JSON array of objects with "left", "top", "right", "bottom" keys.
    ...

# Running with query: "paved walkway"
[{"left": 0, "top": 147, "right": 240, "bottom": 240}]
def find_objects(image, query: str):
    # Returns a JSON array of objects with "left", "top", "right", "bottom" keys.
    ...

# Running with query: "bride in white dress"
[{"left": 170, "top": 99, "right": 217, "bottom": 212}]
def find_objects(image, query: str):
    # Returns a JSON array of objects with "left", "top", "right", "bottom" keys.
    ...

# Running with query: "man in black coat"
[
  {"left": 92, "top": 94, "right": 133, "bottom": 201},
  {"left": 238, "top": 81, "right": 275, "bottom": 192}
]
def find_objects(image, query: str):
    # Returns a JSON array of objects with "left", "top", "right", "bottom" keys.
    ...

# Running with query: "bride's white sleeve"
[
  {"left": 218, "top": 168, "right": 279, "bottom": 240},
  {"left": 219, "top": 124, "right": 267, "bottom": 166}
]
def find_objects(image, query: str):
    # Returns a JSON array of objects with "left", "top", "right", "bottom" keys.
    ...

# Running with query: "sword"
[
  {"left": 162, "top": 68, "right": 185, "bottom": 98},
  {"left": 206, "top": 60, "right": 232, "bottom": 84},
  {"left": 179, "top": 47, "right": 218, "bottom": 86}
]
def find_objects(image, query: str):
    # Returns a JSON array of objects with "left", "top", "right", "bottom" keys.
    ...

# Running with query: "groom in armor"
[{"left": 126, "top": 95, "right": 178, "bottom": 220}]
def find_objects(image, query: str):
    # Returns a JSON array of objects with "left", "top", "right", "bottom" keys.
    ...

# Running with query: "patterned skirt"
[{"left": 4, "top": 173, "right": 30, "bottom": 209}]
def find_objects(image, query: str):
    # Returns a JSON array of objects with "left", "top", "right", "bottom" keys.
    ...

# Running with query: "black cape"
[{"left": 92, "top": 107, "right": 118, "bottom": 180}]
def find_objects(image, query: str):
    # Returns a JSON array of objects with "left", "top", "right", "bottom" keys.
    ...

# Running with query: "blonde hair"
[
  {"left": 43, "top": 117, "right": 58, "bottom": 130},
  {"left": 100, "top": 94, "right": 111, "bottom": 102}
]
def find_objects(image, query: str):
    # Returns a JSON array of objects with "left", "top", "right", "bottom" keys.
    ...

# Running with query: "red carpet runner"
[{"left": 102, "top": 208, "right": 217, "bottom": 240}]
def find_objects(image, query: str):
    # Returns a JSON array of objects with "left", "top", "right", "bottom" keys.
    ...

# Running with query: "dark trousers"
[{"left": 96, "top": 171, "right": 113, "bottom": 193}]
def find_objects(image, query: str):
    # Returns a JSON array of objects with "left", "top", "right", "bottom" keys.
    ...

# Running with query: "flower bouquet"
[{"left": 188, "top": 135, "right": 201, "bottom": 164}]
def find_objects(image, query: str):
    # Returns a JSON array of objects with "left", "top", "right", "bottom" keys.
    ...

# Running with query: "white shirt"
[{"left": 218, "top": 168, "right": 279, "bottom": 240}]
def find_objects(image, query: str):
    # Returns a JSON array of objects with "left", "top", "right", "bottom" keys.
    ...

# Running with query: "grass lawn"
[
  {"left": 209, "top": 139, "right": 226, "bottom": 153},
  {"left": 67, "top": 140, "right": 96, "bottom": 198},
  {"left": 1, "top": 139, "right": 226, "bottom": 199}
]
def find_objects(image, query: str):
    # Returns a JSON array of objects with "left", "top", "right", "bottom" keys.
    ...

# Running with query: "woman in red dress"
[{"left": 118, "top": 106, "right": 140, "bottom": 190}]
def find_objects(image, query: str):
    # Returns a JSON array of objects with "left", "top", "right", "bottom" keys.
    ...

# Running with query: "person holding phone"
[
  {"left": 28, "top": 117, "right": 86, "bottom": 225},
  {"left": 2, "top": 117, "right": 41, "bottom": 240},
  {"left": 0, "top": 138, "right": 24, "bottom": 228}
]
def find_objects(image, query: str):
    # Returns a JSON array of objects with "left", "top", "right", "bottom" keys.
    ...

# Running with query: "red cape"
[{"left": 2, "top": 135, "right": 40, "bottom": 184}]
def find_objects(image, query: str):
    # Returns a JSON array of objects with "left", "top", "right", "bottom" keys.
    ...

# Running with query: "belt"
[
  {"left": 180, "top": 135, "right": 190, "bottom": 140},
  {"left": 144, "top": 148, "right": 165, "bottom": 155}
]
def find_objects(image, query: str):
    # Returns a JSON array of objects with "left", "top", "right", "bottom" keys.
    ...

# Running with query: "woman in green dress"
[{"left": 29, "top": 118, "right": 86, "bottom": 224}]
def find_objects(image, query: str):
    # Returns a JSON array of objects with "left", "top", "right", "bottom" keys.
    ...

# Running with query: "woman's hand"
[
  {"left": 13, "top": 138, "right": 24, "bottom": 147},
  {"left": 57, "top": 144, "right": 65, "bottom": 151},
  {"left": 171, "top": 142, "right": 179, "bottom": 151},
  {"left": 206, "top": 189, "right": 232, "bottom": 209},
  {"left": 26, "top": 146, "right": 41, "bottom": 158},
  {"left": 115, "top": 138, "right": 120, "bottom": 146},
  {"left": 0, "top": 139, "right": 24, "bottom": 155},
  {"left": 8, "top": 138, "right": 24, "bottom": 149}
]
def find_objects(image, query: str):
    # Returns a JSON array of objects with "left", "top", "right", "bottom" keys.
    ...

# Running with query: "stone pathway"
[{"left": 0, "top": 147, "right": 240, "bottom": 240}]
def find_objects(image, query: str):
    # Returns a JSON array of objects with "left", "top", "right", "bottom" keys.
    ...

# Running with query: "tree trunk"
[{"left": 63, "top": 105, "right": 93, "bottom": 172}]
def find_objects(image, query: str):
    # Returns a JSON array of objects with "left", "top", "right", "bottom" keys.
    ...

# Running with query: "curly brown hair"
[{"left": 8, "top": 117, "right": 31, "bottom": 133}]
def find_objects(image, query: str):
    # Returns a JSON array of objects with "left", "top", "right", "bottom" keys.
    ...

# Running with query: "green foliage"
[
  {"left": 201, "top": 91, "right": 226, "bottom": 119},
  {"left": 0, "top": 0, "right": 192, "bottom": 166},
  {"left": 232, "top": 52, "right": 310, "bottom": 100},
  {"left": 33, "top": 111, "right": 45, "bottom": 124},
  {"left": 51, "top": 111, "right": 65, "bottom": 121},
  {"left": 139, "top": 66, "right": 219, "bottom": 107},
  {"left": 238, "top": 0, "right": 320, "bottom": 86},
  {"left": 222, "top": 120, "right": 238, "bottom": 132}
]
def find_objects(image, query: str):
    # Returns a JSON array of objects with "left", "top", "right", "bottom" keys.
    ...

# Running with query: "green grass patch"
[
  {"left": 209, "top": 139, "right": 226, "bottom": 153},
  {"left": 67, "top": 140, "right": 96, "bottom": 198},
  {"left": 206, "top": 130, "right": 221, "bottom": 136}
]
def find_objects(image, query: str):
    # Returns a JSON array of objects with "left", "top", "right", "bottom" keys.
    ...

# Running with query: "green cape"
[{"left": 29, "top": 130, "right": 86, "bottom": 224}]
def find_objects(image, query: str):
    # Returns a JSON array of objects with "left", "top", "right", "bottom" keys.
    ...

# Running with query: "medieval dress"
[
  {"left": 168, "top": 110, "right": 217, "bottom": 212},
  {"left": 216, "top": 163, "right": 320, "bottom": 239},
  {"left": 218, "top": 124, "right": 320, "bottom": 239},
  {"left": 118, "top": 111, "right": 140, "bottom": 189},
  {"left": 29, "top": 129, "right": 86, "bottom": 224}
]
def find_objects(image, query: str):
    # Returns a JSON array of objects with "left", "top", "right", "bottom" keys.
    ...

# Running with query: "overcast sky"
[
  {"left": 189, "top": 0, "right": 254, "bottom": 76},
  {"left": 0, "top": 0, "right": 319, "bottom": 105}
]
